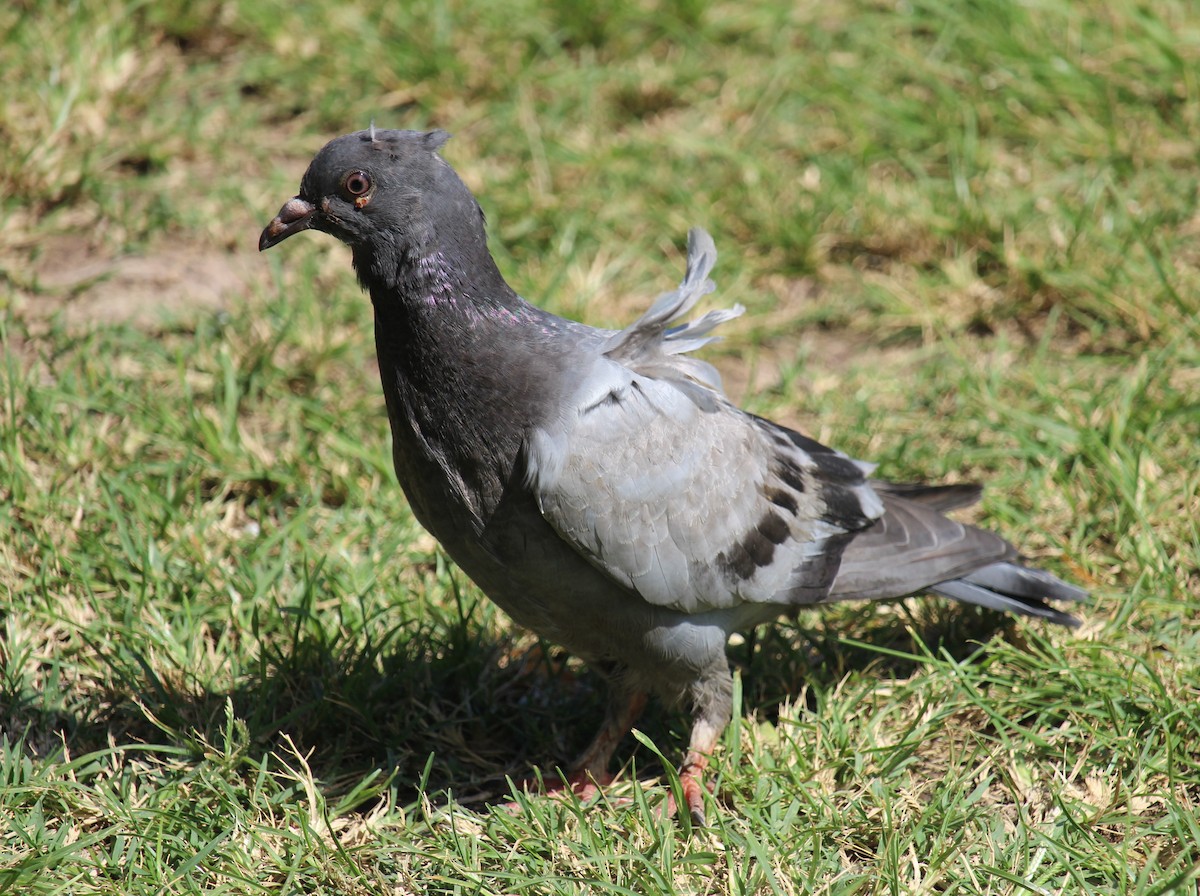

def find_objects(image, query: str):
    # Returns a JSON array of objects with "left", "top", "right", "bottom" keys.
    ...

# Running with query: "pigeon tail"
[{"left": 930, "top": 561, "right": 1086, "bottom": 627}]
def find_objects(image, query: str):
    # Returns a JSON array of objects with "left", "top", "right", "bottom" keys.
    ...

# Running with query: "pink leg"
[
  {"left": 508, "top": 689, "right": 648, "bottom": 804},
  {"left": 665, "top": 716, "right": 720, "bottom": 826}
]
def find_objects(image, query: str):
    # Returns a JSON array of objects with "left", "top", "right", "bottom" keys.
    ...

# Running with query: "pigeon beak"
[{"left": 259, "top": 197, "right": 317, "bottom": 250}]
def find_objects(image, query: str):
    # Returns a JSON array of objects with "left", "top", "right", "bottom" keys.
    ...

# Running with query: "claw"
[
  {"left": 681, "top": 765, "right": 709, "bottom": 826},
  {"left": 662, "top": 760, "right": 713, "bottom": 826}
]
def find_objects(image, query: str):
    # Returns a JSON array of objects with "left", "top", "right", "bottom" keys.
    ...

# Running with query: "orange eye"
[{"left": 344, "top": 170, "right": 371, "bottom": 197}]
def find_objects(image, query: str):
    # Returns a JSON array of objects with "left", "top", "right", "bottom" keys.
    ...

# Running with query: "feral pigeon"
[{"left": 260, "top": 129, "right": 1086, "bottom": 824}]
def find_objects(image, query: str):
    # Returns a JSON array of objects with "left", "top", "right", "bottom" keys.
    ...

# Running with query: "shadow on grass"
[
  {"left": 735, "top": 599, "right": 1018, "bottom": 720},
  {"left": 11, "top": 596, "right": 1017, "bottom": 812}
]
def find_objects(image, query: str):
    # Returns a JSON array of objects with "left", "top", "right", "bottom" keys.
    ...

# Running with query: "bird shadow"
[
  {"left": 733, "top": 599, "right": 1019, "bottom": 723},
  {"left": 11, "top": 597, "right": 1019, "bottom": 816}
]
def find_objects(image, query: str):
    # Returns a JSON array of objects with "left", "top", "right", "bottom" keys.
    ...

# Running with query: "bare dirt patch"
[{"left": 8, "top": 233, "right": 267, "bottom": 330}]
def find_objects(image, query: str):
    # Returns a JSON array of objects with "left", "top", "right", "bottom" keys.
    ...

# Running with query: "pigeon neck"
[
  {"left": 401, "top": 245, "right": 518, "bottom": 314},
  {"left": 356, "top": 220, "right": 526, "bottom": 321},
  {"left": 364, "top": 230, "right": 561, "bottom": 425},
  {"left": 364, "top": 234, "right": 566, "bottom": 530}
]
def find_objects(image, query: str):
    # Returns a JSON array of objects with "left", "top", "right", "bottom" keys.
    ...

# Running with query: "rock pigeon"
[{"left": 260, "top": 128, "right": 1086, "bottom": 824}]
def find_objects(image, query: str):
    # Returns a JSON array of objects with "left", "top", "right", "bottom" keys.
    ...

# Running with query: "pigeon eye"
[{"left": 343, "top": 170, "right": 372, "bottom": 197}]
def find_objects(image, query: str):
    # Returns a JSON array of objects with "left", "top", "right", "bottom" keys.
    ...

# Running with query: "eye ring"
[{"left": 343, "top": 170, "right": 372, "bottom": 197}]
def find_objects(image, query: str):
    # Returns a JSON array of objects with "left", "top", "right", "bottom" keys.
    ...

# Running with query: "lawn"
[{"left": 2, "top": 0, "right": 1198, "bottom": 893}]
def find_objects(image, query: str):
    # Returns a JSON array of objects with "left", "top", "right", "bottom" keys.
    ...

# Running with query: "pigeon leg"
[
  {"left": 661, "top": 717, "right": 721, "bottom": 825},
  {"left": 571, "top": 686, "right": 649, "bottom": 784},
  {"left": 666, "top": 665, "right": 733, "bottom": 825},
  {"left": 510, "top": 685, "right": 647, "bottom": 804}
]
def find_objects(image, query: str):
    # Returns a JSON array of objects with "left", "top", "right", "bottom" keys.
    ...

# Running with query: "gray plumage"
[{"left": 261, "top": 129, "right": 1086, "bottom": 823}]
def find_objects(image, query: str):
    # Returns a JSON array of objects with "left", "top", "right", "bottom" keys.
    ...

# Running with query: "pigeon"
[{"left": 260, "top": 128, "right": 1086, "bottom": 824}]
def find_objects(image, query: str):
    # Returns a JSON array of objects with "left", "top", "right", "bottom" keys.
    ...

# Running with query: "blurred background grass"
[{"left": 2, "top": 0, "right": 1198, "bottom": 893}]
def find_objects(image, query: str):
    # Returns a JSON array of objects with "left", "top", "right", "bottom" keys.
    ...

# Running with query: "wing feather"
[{"left": 525, "top": 230, "right": 884, "bottom": 615}]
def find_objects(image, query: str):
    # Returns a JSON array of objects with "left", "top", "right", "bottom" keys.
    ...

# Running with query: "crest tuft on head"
[
  {"left": 355, "top": 124, "right": 448, "bottom": 154},
  {"left": 423, "top": 129, "right": 451, "bottom": 151}
]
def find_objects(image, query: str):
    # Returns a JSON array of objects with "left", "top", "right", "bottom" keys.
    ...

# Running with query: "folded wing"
[{"left": 525, "top": 230, "right": 882, "bottom": 613}]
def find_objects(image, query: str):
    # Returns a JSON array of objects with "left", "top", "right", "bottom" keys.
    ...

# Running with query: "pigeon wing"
[{"left": 524, "top": 230, "right": 884, "bottom": 614}]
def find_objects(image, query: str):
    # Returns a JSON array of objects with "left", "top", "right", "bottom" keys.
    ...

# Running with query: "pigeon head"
[{"left": 259, "top": 129, "right": 493, "bottom": 277}]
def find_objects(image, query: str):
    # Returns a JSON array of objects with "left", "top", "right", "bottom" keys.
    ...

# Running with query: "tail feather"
[
  {"left": 870, "top": 480, "right": 983, "bottom": 513},
  {"left": 932, "top": 574, "right": 1082, "bottom": 627},
  {"left": 832, "top": 491, "right": 1086, "bottom": 626},
  {"left": 962, "top": 562, "right": 1087, "bottom": 605}
]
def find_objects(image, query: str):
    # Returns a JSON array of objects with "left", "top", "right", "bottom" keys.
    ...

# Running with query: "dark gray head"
[{"left": 260, "top": 129, "right": 502, "bottom": 296}]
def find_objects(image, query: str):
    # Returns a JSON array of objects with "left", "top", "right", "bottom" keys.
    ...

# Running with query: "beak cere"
[{"left": 259, "top": 197, "right": 317, "bottom": 250}]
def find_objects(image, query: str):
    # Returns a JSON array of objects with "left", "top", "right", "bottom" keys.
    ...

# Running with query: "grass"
[{"left": 2, "top": 0, "right": 1199, "bottom": 892}]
